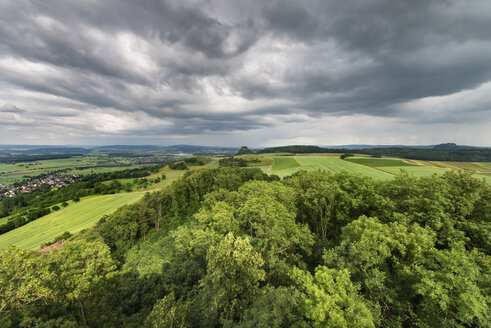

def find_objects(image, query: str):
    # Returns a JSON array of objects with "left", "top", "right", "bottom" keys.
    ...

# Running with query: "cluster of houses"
[{"left": 0, "top": 174, "right": 80, "bottom": 200}]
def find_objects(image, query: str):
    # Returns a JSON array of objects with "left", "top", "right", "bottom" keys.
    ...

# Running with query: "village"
[{"left": 0, "top": 174, "right": 79, "bottom": 200}]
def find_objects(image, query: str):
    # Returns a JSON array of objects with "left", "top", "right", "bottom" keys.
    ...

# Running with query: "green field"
[
  {"left": 269, "top": 156, "right": 394, "bottom": 179},
  {"left": 272, "top": 157, "right": 300, "bottom": 170},
  {"left": 0, "top": 192, "right": 144, "bottom": 250},
  {"left": 262, "top": 155, "right": 491, "bottom": 182},
  {"left": 376, "top": 166, "right": 449, "bottom": 177},
  {"left": 345, "top": 157, "right": 416, "bottom": 167}
]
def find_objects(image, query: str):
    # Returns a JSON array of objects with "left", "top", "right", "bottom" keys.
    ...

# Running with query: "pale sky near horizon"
[{"left": 0, "top": 0, "right": 490, "bottom": 147}]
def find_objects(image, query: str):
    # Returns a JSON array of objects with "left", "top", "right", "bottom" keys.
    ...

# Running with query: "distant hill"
[
  {"left": 235, "top": 146, "right": 255, "bottom": 156},
  {"left": 257, "top": 145, "right": 491, "bottom": 162},
  {"left": 433, "top": 143, "right": 477, "bottom": 150},
  {"left": 325, "top": 144, "right": 435, "bottom": 150}
]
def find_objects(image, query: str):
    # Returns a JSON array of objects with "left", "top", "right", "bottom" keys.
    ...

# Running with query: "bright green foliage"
[
  {"left": 284, "top": 170, "right": 388, "bottom": 254},
  {"left": 291, "top": 266, "right": 375, "bottom": 328},
  {"left": 196, "top": 180, "right": 313, "bottom": 282},
  {"left": 413, "top": 245, "right": 490, "bottom": 327},
  {"left": 1, "top": 167, "right": 490, "bottom": 327},
  {"left": 145, "top": 292, "right": 192, "bottom": 328},
  {"left": 146, "top": 233, "right": 266, "bottom": 327},
  {"left": 200, "top": 233, "right": 266, "bottom": 325},
  {"left": 325, "top": 216, "right": 490, "bottom": 327},
  {"left": 379, "top": 171, "right": 490, "bottom": 251},
  {"left": 236, "top": 286, "right": 303, "bottom": 327},
  {"left": 160, "top": 226, "right": 222, "bottom": 299},
  {"left": 44, "top": 239, "right": 118, "bottom": 326},
  {"left": 0, "top": 246, "right": 53, "bottom": 314}
]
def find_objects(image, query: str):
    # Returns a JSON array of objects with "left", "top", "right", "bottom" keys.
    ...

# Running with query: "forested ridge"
[
  {"left": 1, "top": 167, "right": 490, "bottom": 327},
  {"left": 258, "top": 145, "right": 491, "bottom": 161}
]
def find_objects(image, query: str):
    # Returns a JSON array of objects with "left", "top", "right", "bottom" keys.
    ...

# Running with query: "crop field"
[
  {"left": 376, "top": 166, "right": 449, "bottom": 177},
  {"left": 268, "top": 156, "right": 394, "bottom": 179},
  {"left": 236, "top": 154, "right": 274, "bottom": 166},
  {"left": 403, "top": 160, "right": 491, "bottom": 173},
  {"left": 272, "top": 157, "right": 300, "bottom": 170},
  {"left": 0, "top": 156, "right": 135, "bottom": 184},
  {"left": 0, "top": 192, "right": 144, "bottom": 250},
  {"left": 345, "top": 157, "right": 416, "bottom": 167},
  {"left": 261, "top": 155, "right": 491, "bottom": 183}
]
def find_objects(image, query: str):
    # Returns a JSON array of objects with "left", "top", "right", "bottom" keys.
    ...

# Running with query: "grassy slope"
[
  {"left": 403, "top": 160, "right": 491, "bottom": 173},
  {"left": 0, "top": 160, "right": 218, "bottom": 250},
  {"left": 269, "top": 155, "right": 394, "bottom": 179},
  {"left": 376, "top": 166, "right": 449, "bottom": 176},
  {"left": 345, "top": 157, "right": 416, "bottom": 167},
  {"left": 273, "top": 157, "right": 300, "bottom": 170},
  {"left": 0, "top": 192, "right": 144, "bottom": 250}
]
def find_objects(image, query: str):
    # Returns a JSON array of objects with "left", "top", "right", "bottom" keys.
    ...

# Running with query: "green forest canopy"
[{"left": 1, "top": 167, "right": 490, "bottom": 327}]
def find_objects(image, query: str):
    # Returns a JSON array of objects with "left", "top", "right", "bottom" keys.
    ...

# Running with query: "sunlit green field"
[
  {"left": 272, "top": 157, "right": 300, "bottom": 170},
  {"left": 270, "top": 156, "right": 394, "bottom": 179},
  {"left": 345, "top": 157, "right": 416, "bottom": 167},
  {"left": 265, "top": 155, "right": 490, "bottom": 182},
  {"left": 376, "top": 166, "right": 449, "bottom": 176},
  {"left": 0, "top": 192, "right": 144, "bottom": 250}
]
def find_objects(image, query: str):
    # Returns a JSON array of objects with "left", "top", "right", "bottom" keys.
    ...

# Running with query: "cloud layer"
[{"left": 1, "top": 0, "right": 490, "bottom": 146}]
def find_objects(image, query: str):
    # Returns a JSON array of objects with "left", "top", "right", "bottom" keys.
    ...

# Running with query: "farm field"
[
  {"left": 0, "top": 192, "right": 144, "bottom": 250},
  {"left": 270, "top": 155, "right": 394, "bottom": 179},
  {"left": 345, "top": 157, "right": 416, "bottom": 167},
  {"left": 236, "top": 154, "right": 274, "bottom": 166},
  {"left": 272, "top": 157, "right": 300, "bottom": 170},
  {"left": 265, "top": 155, "right": 491, "bottom": 182},
  {"left": 0, "top": 156, "right": 144, "bottom": 184},
  {"left": 376, "top": 166, "right": 449, "bottom": 177},
  {"left": 403, "top": 160, "right": 491, "bottom": 173}
]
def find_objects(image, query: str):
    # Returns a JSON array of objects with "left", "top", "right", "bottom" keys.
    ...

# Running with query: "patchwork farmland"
[
  {"left": 0, "top": 192, "right": 144, "bottom": 250},
  {"left": 269, "top": 155, "right": 491, "bottom": 183}
]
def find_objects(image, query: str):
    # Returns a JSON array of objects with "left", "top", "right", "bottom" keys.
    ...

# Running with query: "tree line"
[
  {"left": 258, "top": 145, "right": 491, "bottom": 161},
  {"left": 0, "top": 167, "right": 489, "bottom": 327}
]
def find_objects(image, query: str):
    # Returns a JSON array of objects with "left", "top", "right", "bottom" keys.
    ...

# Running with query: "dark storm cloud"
[
  {"left": 0, "top": 0, "right": 490, "bottom": 142},
  {"left": 0, "top": 104, "right": 24, "bottom": 113},
  {"left": 256, "top": 0, "right": 491, "bottom": 117}
]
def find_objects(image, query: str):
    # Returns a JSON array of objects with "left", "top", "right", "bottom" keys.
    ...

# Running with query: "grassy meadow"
[{"left": 0, "top": 192, "right": 144, "bottom": 250}]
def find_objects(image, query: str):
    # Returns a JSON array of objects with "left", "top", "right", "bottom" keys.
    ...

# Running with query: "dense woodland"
[
  {"left": 258, "top": 145, "right": 491, "bottom": 162},
  {"left": 0, "top": 167, "right": 490, "bottom": 327}
]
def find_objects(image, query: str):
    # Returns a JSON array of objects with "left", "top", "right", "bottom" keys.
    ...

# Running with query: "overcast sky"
[{"left": 1, "top": 0, "right": 490, "bottom": 147}]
